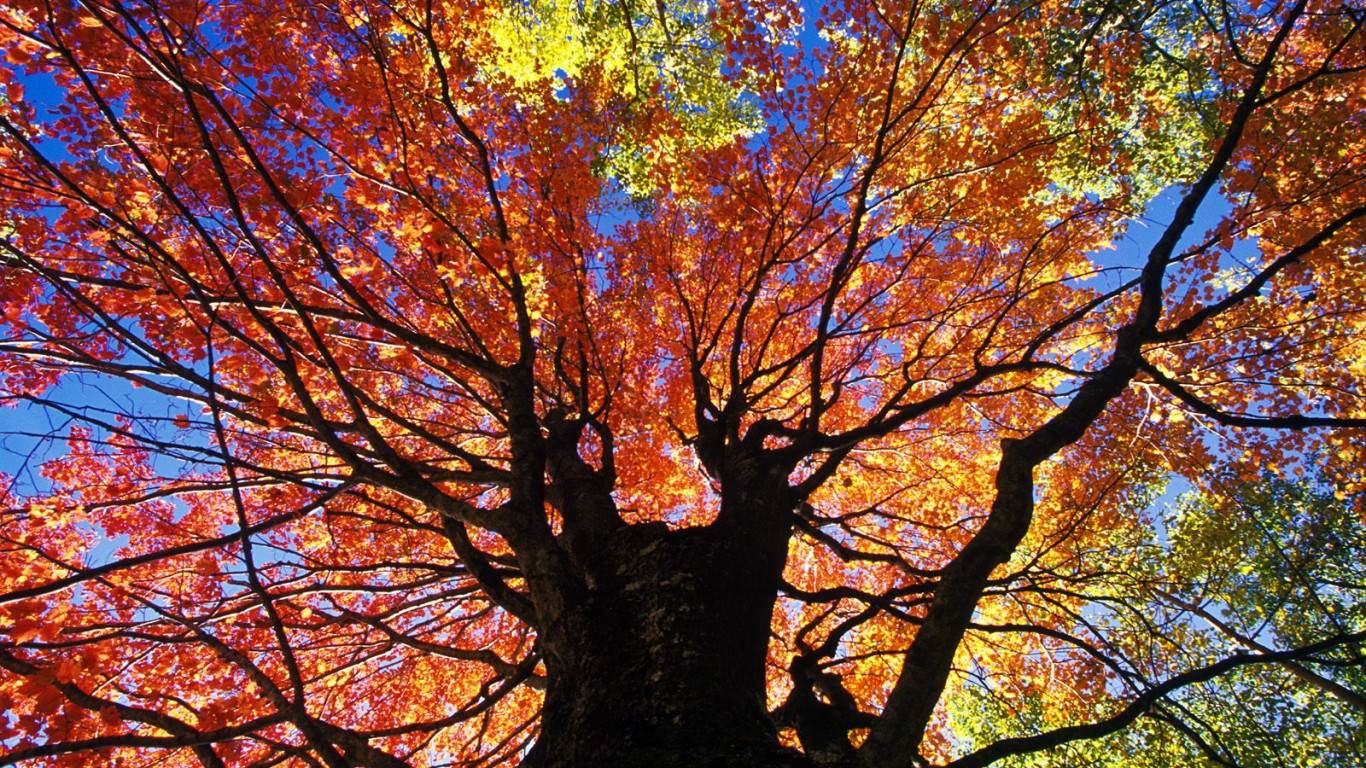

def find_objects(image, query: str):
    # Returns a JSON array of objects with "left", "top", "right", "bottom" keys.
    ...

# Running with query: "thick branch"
[{"left": 946, "top": 629, "right": 1366, "bottom": 768}]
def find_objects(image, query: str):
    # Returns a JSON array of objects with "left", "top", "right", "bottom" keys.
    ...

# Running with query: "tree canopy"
[{"left": 1, "top": 0, "right": 1364, "bottom": 766}]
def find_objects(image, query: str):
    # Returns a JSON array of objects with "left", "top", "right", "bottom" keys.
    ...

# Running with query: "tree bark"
[{"left": 524, "top": 519, "right": 807, "bottom": 768}]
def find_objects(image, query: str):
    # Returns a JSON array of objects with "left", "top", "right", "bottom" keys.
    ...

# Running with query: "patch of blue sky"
[
  {"left": 0, "top": 369, "right": 211, "bottom": 489},
  {"left": 6, "top": 65, "right": 75, "bottom": 160}
]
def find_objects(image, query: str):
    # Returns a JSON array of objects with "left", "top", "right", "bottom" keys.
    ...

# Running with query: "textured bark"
[
  {"left": 524, "top": 523, "right": 809, "bottom": 768},
  {"left": 499, "top": 408, "right": 816, "bottom": 766}
]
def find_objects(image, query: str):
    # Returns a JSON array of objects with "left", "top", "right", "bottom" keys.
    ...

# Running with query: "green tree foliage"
[
  {"left": 487, "top": 0, "right": 760, "bottom": 192},
  {"left": 946, "top": 474, "right": 1366, "bottom": 767}
]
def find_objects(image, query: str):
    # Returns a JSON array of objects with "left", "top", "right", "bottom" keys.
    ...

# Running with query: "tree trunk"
[{"left": 524, "top": 523, "right": 809, "bottom": 768}]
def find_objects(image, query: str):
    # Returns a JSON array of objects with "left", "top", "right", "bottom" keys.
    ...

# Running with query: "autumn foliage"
[{"left": 1, "top": 0, "right": 1365, "bottom": 766}]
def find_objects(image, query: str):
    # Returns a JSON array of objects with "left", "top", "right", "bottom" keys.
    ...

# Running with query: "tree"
[
  {"left": 1, "top": 0, "right": 1364, "bottom": 766},
  {"left": 944, "top": 474, "right": 1366, "bottom": 767}
]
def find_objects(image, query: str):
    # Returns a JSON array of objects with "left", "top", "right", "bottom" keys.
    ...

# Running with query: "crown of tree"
[{"left": 1, "top": 1, "right": 1364, "bottom": 766}]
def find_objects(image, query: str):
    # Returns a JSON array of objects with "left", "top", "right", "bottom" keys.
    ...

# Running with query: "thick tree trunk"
[{"left": 524, "top": 524, "right": 809, "bottom": 768}]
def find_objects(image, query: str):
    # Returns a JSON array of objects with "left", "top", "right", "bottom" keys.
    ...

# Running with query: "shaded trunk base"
[
  {"left": 527, "top": 694, "right": 811, "bottom": 768},
  {"left": 523, "top": 642, "right": 813, "bottom": 768},
  {"left": 524, "top": 528, "right": 811, "bottom": 768}
]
